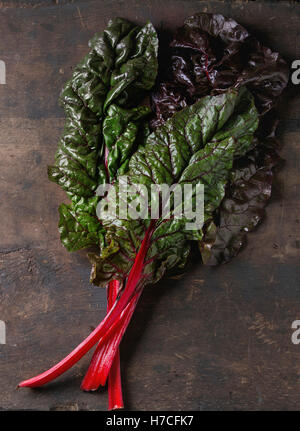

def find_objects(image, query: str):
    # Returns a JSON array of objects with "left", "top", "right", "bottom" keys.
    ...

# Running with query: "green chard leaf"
[
  {"left": 48, "top": 18, "right": 158, "bottom": 252},
  {"left": 89, "top": 87, "right": 259, "bottom": 286},
  {"left": 58, "top": 196, "right": 104, "bottom": 252},
  {"left": 100, "top": 104, "right": 152, "bottom": 183}
]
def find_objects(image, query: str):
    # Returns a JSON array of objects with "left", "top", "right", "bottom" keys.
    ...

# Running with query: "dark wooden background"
[{"left": 0, "top": 0, "right": 299, "bottom": 411}]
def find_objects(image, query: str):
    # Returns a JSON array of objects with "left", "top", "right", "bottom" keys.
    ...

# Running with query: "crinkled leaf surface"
[
  {"left": 150, "top": 12, "right": 288, "bottom": 265},
  {"left": 151, "top": 13, "right": 289, "bottom": 128},
  {"left": 199, "top": 139, "right": 282, "bottom": 265},
  {"left": 58, "top": 196, "right": 104, "bottom": 252},
  {"left": 48, "top": 18, "right": 158, "bottom": 251},
  {"left": 89, "top": 87, "right": 258, "bottom": 286},
  {"left": 101, "top": 104, "right": 151, "bottom": 183}
]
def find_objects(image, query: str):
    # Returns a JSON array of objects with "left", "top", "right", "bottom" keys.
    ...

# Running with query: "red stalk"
[
  {"left": 81, "top": 279, "right": 125, "bottom": 409},
  {"left": 108, "top": 350, "right": 123, "bottom": 410},
  {"left": 107, "top": 280, "right": 124, "bottom": 410},
  {"left": 80, "top": 314, "right": 120, "bottom": 391},
  {"left": 18, "top": 221, "right": 155, "bottom": 389},
  {"left": 104, "top": 291, "right": 142, "bottom": 392},
  {"left": 81, "top": 289, "right": 141, "bottom": 391}
]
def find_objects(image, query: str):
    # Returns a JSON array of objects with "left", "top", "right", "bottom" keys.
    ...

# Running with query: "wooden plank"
[{"left": 0, "top": 0, "right": 299, "bottom": 411}]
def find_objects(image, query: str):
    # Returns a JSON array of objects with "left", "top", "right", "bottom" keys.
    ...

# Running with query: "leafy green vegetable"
[
  {"left": 48, "top": 18, "right": 158, "bottom": 251},
  {"left": 58, "top": 196, "right": 104, "bottom": 252},
  {"left": 151, "top": 12, "right": 288, "bottom": 265},
  {"left": 101, "top": 104, "right": 151, "bottom": 183},
  {"left": 89, "top": 87, "right": 258, "bottom": 286},
  {"left": 21, "top": 14, "right": 289, "bottom": 412}
]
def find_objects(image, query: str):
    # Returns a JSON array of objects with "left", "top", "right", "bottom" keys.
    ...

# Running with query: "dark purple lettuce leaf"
[
  {"left": 151, "top": 13, "right": 288, "bottom": 265},
  {"left": 151, "top": 13, "right": 289, "bottom": 128},
  {"left": 199, "top": 138, "right": 283, "bottom": 265}
]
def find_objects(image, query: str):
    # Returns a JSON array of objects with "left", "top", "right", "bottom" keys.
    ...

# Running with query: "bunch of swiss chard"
[{"left": 19, "top": 14, "right": 289, "bottom": 409}]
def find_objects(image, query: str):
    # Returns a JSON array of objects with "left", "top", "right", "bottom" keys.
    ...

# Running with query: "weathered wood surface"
[{"left": 0, "top": 0, "right": 299, "bottom": 411}]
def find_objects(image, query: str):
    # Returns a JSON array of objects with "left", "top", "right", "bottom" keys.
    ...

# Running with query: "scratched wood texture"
[{"left": 0, "top": 0, "right": 299, "bottom": 411}]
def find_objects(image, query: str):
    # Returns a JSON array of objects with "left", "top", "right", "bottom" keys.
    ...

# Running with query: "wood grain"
[{"left": 0, "top": 0, "right": 299, "bottom": 411}]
